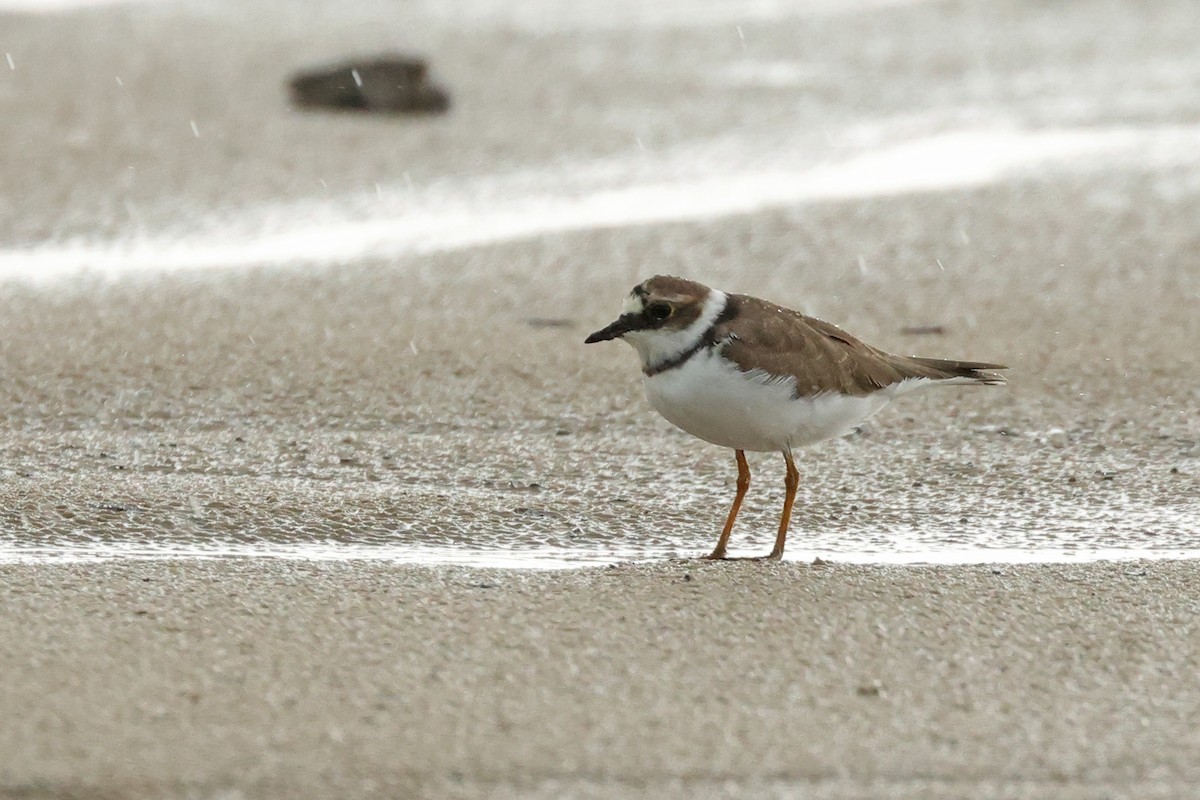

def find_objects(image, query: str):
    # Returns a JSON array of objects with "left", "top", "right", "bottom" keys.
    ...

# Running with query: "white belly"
[{"left": 643, "top": 351, "right": 898, "bottom": 452}]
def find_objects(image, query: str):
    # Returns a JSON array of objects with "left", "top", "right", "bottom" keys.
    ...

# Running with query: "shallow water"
[
  {"left": 2, "top": 454, "right": 1196, "bottom": 567},
  {"left": 4, "top": 541, "right": 1199, "bottom": 570}
]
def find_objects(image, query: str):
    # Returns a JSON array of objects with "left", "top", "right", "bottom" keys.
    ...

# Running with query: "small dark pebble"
[
  {"left": 511, "top": 506, "right": 549, "bottom": 517},
  {"left": 683, "top": 573, "right": 693, "bottom": 582},
  {"left": 475, "top": 583, "right": 497, "bottom": 590}
]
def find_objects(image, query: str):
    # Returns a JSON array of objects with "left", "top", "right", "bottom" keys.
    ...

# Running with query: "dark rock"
[{"left": 289, "top": 56, "right": 450, "bottom": 114}]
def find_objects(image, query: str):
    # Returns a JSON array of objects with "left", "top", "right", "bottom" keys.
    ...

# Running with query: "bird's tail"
[{"left": 904, "top": 356, "right": 1008, "bottom": 385}]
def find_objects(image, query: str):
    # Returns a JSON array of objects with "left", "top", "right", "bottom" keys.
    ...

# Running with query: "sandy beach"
[
  {"left": 2, "top": 0, "right": 1200, "bottom": 796},
  {"left": 3, "top": 559, "right": 1200, "bottom": 799}
]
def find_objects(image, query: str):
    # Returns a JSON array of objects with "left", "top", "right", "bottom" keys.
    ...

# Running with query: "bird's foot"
[{"left": 697, "top": 551, "right": 785, "bottom": 562}]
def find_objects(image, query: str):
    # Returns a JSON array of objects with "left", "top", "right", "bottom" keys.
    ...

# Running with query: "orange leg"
[
  {"left": 703, "top": 449, "right": 750, "bottom": 560},
  {"left": 765, "top": 450, "right": 799, "bottom": 560}
]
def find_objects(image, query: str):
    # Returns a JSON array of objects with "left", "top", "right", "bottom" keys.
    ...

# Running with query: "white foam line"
[{"left": 4, "top": 125, "right": 1200, "bottom": 284}]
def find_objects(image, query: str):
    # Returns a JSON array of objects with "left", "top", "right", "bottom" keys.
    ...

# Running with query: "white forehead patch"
[{"left": 622, "top": 293, "right": 644, "bottom": 315}]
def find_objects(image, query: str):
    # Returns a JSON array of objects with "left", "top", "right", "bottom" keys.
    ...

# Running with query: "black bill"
[{"left": 584, "top": 313, "right": 642, "bottom": 343}]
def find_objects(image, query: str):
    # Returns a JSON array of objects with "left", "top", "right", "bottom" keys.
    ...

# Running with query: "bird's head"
[
  {"left": 584, "top": 275, "right": 712, "bottom": 344},
  {"left": 584, "top": 276, "right": 723, "bottom": 372}
]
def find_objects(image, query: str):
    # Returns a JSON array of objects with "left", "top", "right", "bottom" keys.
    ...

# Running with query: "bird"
[{"left": 584, "top": 275, "right": 1006, "bottom": 561}]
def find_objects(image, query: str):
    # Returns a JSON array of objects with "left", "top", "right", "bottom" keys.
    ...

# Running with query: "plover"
[{"left": 585, "top": 275, "right": 1006, "bottom": 560}]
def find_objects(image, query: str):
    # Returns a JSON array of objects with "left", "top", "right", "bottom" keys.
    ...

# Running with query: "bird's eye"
[{"left": 647, "top": 303, "right": 673, "bottom": 321}]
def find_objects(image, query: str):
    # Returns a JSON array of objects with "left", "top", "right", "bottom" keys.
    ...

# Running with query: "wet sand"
[
  {"left": 3, "top": 559, "right": 1200, "bottom": 799},
  {"left": 1, "top": 173, "right": 1196, "bottom": 563},
  {"left": 2, "top": 0, "right": 1200, "bottom": 796}
]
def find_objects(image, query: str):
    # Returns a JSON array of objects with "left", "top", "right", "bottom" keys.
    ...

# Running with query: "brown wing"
[{"left": 713, "top": 294, "right": 1005, "bottom": 397}]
